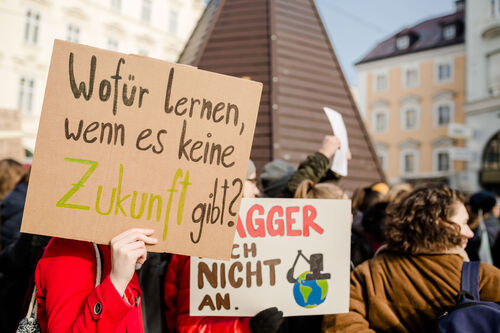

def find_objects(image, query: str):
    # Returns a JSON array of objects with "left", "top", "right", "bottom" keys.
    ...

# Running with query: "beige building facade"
[{"left": 356, "top": 5, "right": 467, "bottom": 187}]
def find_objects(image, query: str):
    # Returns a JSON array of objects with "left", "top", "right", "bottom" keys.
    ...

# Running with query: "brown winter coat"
[{"left": 323, "top": 252, "right": 500, "bottom": 332}]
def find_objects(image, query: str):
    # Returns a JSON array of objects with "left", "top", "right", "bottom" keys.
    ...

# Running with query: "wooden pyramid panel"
[
  {"left": 179, "top": 0, "right": 273, "bottom": 169},
  {"left": 178, "top": 0, "right": 385, "bottom": 191},
  {"left": 271, "top": 0, "right": 384, "bottom": 190}
]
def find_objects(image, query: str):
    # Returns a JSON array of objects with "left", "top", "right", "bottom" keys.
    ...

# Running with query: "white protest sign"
[
  {"left": 323, "top": 107, "right": 349, "bottom": 177},
  {"left": 190, "top": 198, "right": 351, "bottom": 316}
]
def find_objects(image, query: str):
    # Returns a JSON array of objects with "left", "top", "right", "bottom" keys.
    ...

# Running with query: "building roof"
[
  {"left": 178, "top": 0, "right": 386, "bottom": 191},
  {"left": 357, "top": 9, "right": 464, "bottom": 65}
]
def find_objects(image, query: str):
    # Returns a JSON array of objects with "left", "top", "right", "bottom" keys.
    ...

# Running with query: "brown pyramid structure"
[{"left": 179, "top": 0, "right": 385, "bottom": 191}]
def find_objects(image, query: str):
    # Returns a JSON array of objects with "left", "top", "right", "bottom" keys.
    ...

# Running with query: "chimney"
[{"left": 455, "top": 0, "right": 465, "bottom": 11}]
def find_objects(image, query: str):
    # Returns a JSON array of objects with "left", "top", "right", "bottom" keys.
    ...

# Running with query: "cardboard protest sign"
[
  {"left": 21, "top": 40, "right": 262, "bottom": 259},
  {"left": 0, "top": 109, "right": 25, "bottom": 162},
  {"left": 190, "top": 198, "right": 351, "bottom": 316},
  {"left": 323, "top": 107, "right": 349, "bottom": 177}
]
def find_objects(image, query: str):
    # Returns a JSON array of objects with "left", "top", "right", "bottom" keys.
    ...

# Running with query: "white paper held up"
[{"left": 323, "top": 107, "right": 349, "bottom": 176}]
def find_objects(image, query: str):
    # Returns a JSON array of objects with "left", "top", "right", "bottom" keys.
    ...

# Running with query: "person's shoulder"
[
  {"left": 41, "top": 237, "right": 95, "bottom": 263},
  {"left": 37, "top": 238, "right": 98, "bottom": 289},
  {"left": 484, "top": 215, "right": 499, "bottom": 225},
  {"left": 352, "top": 255, "right": 380, "bottom": 275},
  {"left": 361, "top": 251, "right": 410, "bottom": 274},
  {"left": 478, "top": 261, "right": 500, "bottom": 302},
  {"left": 479, "top": 261, "right": 500, "bottom": 276},
  {"left": 1, "top": 182, "right": 27, "bottom": 204}
]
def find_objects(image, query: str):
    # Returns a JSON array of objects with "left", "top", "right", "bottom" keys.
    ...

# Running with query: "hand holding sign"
[{"left": 110, "top": 228, "right": 158, "bottom": 297}]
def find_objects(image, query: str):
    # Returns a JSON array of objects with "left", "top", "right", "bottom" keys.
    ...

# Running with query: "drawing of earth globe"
[{"left": 292, "top": 271, "right": 328, "bottom": 308}]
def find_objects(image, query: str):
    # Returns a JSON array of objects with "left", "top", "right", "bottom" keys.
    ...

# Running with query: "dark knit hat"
[
  {"left": 260, "top": 160, "right": 295, "bottom": 197},
  {"left": 470, "top": 190, "right": 496, "bottom": 214}
]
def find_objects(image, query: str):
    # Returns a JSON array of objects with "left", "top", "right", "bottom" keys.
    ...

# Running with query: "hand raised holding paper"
[{"left": 318, "top": 135, "right": 341, "bottom": 160}]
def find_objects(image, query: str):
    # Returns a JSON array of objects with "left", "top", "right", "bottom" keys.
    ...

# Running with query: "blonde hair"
[
  {"left": 0, "top": 159, "right": 24, "bottom": 201},
  {"left": 294, "top": 179, "right": 344, "bottom": 199},
  {"left": 382, "top": 182, "right": 413, "bottom": 204}
]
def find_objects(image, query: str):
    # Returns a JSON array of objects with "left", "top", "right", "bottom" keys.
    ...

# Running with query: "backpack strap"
[
  {"left": 92, "top": 242, "right": 103, "bottom": 287},
  {"left": 460, "top": 261, "right": 480, "bottom": 300}
]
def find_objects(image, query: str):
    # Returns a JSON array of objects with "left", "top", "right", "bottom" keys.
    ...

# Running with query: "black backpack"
[{"left": 436, "top": 261, "right": 500, "bottom": 332}]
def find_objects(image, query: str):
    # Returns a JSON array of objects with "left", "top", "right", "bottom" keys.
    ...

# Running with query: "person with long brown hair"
[
  {"left": 0, "top": 159, "right": 24, "bottom": 202},
  {"left": 323, "top": 184, "right": 500, "bottom": 332}
]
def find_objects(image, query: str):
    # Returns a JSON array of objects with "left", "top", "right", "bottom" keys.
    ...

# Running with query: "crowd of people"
[{"left": 0, "top": 135, "right": 499, "bottom": 332}]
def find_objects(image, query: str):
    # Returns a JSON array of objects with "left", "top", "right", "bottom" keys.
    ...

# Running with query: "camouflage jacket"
[{"left": 284, "top": 152, "right": 340, "bottom": 197}]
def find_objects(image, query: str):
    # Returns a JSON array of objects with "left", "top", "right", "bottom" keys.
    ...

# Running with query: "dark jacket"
[
  {"left": 137, "top": 252, "right": 171, "bottom": 333},
  {"left": 493, "top": 230, "right": 500, "bottom": 269},
  {"left": 0, "top": 182, "right": 27, "bottom": 249},
  {"left": 0, "top": 233, "right": 49, "bottom": 333},
  {"left": 350, "top": 230, "right": 374, "bottom": 267},
  {"left": 0, "top": 180, "right": 49, "bottom": 333},
  {"left": 466, "top": 215, "right": 500, "bottom": 261}
]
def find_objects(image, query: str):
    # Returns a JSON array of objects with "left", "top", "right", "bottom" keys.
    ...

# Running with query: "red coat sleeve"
[
  {"left": 35, "top": 238, "right": 138, "bottom": 333},
  {"left": 164, "top": 254, "right": 252, "bottom": 333}
]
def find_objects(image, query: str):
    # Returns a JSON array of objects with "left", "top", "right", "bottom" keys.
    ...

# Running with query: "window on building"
[
  {"left": 168, "top": 9, "right": 178, "bottom": 35},
  {"left": 491, "top": 0, "right": 500, "bottom": 17},
  {"left": 437, "top": 63, "right": 451, "bottom": 82},
  {"left": 374, "top": 73, "right": 388, "bottom": 92},
  {"left": 142, "top": 0, "right": 152, "bottom": 23},
  {"left": 402, "top": 151, "right": 417, "bottom": 174},
  {"left": 111, "top": 0, "right": 121, "bottom": 10},
  {"left": 24, "top": 10, "right": 40, "bottom": 44},
  {"left": 405, "top": 108, "right": 417, "bottom": 129},
  {"left": 402, "top": 107, "right": 418, "bottom": 130},
  {"left": 373, "top": 110, "right": 388, "bottom": 132},
  {"left": 67, "top": 24, "right": 80, "bottom": 43},
  {"left": 107, "top": 38, "right": 119, "bottom": 51},
  {"left": 18, "top": 77, "right": 35, "bottom": 113},
  {"left": 396, "top": 35, "right": 410, "bottom": 50},
  {"left": 488, "top": 52, "right": 500, "bottom": 96},
  {"left": 437, "top": 104, "right": 451, "bottom": 126},
  {"left": 443, "top": 25, "right": 456, "bottom": 40},
  {"left": 404, "top": 68, "right": 418, "bottom": 88},
  {"left": 483, "top": 132, "right": 500, "bottom": 171},
  {"left": 437, "top": 151, "right": 450, "bottom": 172}
]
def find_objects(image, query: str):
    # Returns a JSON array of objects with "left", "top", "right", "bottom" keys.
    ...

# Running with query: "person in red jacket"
[
  {"left": 165, "top": 254, "right": 257, "bottom": 333},
  {"left": 35, "top": 228, "right": 157, "bottom": 332},
  {"left": 164, "top": 160, "right": 284, "bottom": 333}
]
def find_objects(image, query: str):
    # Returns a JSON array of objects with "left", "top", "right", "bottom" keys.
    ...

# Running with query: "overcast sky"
[{"left": 314, "top": 0, "right": 457, "bottom": 86}]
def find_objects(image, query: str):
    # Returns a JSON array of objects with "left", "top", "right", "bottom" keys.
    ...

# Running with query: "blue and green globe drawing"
[{"left": 292, "top": 271, "right": 328, "bottom": 308}]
